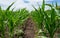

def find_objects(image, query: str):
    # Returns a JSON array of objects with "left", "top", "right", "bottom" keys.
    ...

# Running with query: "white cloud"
[
  {"left": 24, "top": 0, "right": 53, "bottom": 2},
  {"left": 0, "top": 0, "right": 54, "bottom": 11}
]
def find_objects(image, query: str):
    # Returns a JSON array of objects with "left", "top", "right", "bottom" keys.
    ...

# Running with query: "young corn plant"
[
  {"left": 31, "top": 0, "right": 45, "bottom": 30},
  {"left": 31, "top": 0, "right": 60, "bottom": 38},
  {"left": 0, "top": 6, "right": 6, "bottom": 38},
  {"left": 31, "top": 0, "right": 45, "bottom": 37},
  {"left": 4, "top": 2, "right": 15, "bottom": 38},
  {"left": 5, "top": 2, "right": 29, "bottom": 38},
  {"left": 44, "top": 3, "right": 60, "bottom": 38}
]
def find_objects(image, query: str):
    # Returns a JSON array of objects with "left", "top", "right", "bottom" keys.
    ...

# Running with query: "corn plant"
[
  {"left": 31, "top": 0, "right": 46, "bottom": 38},
  {"left": 31, "top": 0, "right": 60, "bottom": 38},
  {"left": 44, "top": 3, "right": 60, "bottom": 38},
  {"left": 1, "top": 2, "right": 29, "bottom": 38},
  {"left": 0, "top": 6, "right": 6, "bottom": 38}
]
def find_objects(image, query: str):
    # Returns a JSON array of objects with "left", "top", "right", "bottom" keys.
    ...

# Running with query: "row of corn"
[{"left": 0, "top": 0, "right": 60, "bottom": 38}]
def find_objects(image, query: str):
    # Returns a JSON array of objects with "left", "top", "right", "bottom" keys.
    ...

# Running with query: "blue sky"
[{"left": 0, "top": 0, "right": 60, "bottom": 11}]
